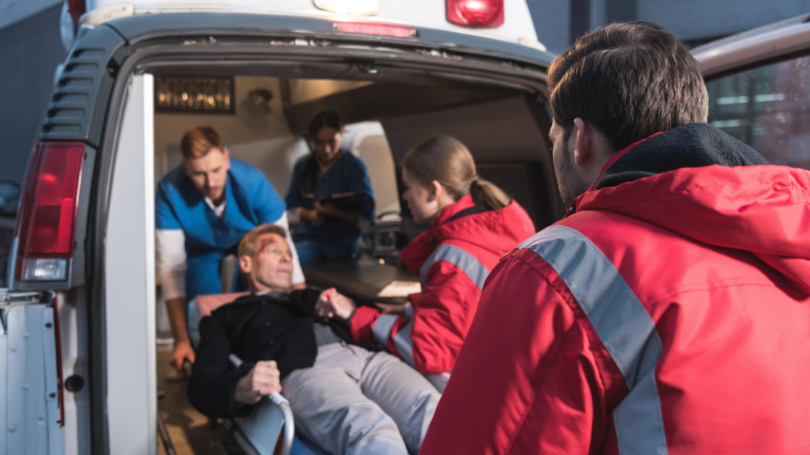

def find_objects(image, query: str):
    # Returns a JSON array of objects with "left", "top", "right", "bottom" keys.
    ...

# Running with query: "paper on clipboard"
[{"left": 378, "top": 281, "right": 422, "bottom": 297}]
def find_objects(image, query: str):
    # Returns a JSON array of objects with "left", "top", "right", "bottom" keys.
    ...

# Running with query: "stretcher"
[
  {"left": 188, "top": 293, "right": 327, "bottom": 455},
  {"left": 228, "top": 353, "right": 295, "bottom": 455}
]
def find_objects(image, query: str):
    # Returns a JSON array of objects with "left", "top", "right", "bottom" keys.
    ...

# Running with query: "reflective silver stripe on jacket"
[
  {"left": 419, "top": 243, "right": 490, "bottom": 290},
  {"left": 372, "top": 315, "right": 416, "bottom": 366},
  {"left": 372, "top": 314, "right": 399, "bottom": 347},
  {"left": 518, "top": 225, "right": 668, "bottom": 455},
  {"left": 393, "top": 322, "right": 416, "bottom": 367}
]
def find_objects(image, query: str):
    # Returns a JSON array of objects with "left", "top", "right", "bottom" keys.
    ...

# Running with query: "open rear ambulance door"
[
  {"left": 103, "top": 73, "right": 159, "bottom": 455},
  {"left": 693, "top": 13, "right": 810, "bottom": 167},
  {"left": 7, "top": 21, "right": 148, "bottom": 454}
]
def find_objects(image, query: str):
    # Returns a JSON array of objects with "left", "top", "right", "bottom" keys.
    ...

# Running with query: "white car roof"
[{"left": 83, "top": 0, "right": 543, "bottom": 46}]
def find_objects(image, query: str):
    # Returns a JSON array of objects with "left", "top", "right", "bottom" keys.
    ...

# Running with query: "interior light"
[{"left": 155, "top": 76, "right": 234, "bottom": 113}]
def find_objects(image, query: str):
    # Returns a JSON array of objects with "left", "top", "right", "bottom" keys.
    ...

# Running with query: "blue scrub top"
[
  {"left": 155, "top": 158, "right": 286, "bottom": 301},
  {"left": 285, "top": 152, "right": 375, "bottom": 256}
]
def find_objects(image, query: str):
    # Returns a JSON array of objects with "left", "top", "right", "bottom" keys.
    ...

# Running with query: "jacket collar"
[
  {"left": 432, "top": 194, "right": 477, "bottom": 225},
  {"left": 566, "top": 123, "right": 768, "bottom": 217},
  {"left": 566, "top": 133, "right": 661, "bottom": 217},
  {"left": 213, "top": 291, "right": 291, "bottom": 312},
  {"left": 398, "top": 195, "right": 533, "bottom": 276}
]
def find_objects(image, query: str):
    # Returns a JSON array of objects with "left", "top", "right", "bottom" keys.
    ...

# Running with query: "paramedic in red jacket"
[
  {"left": 421, "top": 22, "right": 810, "bottom": 454},
  {"left": 316, "top": 135, "right": 535, "bottom": 391}
]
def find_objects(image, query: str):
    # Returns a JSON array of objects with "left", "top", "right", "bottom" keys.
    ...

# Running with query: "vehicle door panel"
[{"left": 104, "top": 74, "right": 157, "bottom": 455}]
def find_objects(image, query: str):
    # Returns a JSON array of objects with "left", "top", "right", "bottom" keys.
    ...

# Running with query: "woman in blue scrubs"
[{"left": 286, "top": 111, "right": 375, "bottom": 263}]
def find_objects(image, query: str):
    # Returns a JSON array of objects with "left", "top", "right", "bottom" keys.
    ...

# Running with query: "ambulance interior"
[{"left": 150, "top": 67, "right": 561, "bottom": 454}]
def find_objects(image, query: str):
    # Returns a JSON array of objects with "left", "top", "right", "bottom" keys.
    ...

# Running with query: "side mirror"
[{"left": 0, "top": 181, "right": 21, "bottom": 217}]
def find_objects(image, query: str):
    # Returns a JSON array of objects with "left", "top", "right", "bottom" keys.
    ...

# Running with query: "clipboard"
[{"left": 319, "top": 192, "right": 364, "bottom": 212}]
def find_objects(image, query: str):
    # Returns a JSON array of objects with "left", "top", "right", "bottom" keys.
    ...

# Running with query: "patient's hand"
[
  {"left": 315, "top": 288, "right": 357, "bottom": 321},
  {"left": 234, "top": 361, "right": 282, "bottom": 405}
]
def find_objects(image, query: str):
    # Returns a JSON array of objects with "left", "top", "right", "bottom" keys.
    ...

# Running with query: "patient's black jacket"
[{"left": 187, "top": 288, "right": 356, "bottom": 418}]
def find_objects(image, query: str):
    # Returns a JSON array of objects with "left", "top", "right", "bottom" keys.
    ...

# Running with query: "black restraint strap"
[{"left": 448, "top": 204, "right": 489, "bottom": 222}]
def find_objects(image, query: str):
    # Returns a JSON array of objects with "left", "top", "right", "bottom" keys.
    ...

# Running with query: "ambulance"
[{"left": 4, "top": 0, "right": 561, "bottom": 453}]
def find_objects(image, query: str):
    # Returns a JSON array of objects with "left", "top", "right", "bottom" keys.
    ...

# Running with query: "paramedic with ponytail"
[
  {"left": 156, "top": 126, "right": 305, "bottom": 371},
  {"left": 316, "top": 135, "right": 535, "bottom": 391}
]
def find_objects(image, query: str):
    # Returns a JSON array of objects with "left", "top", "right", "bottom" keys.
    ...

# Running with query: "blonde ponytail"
[{"left": 401, "top": 135, "right": 512, "bottom": 211}]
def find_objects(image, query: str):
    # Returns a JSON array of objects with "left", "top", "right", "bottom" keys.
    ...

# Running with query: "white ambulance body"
[{"left": 8, "top": 0, "right": 560, "bottom": 454}]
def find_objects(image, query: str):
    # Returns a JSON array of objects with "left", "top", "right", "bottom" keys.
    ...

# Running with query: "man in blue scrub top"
[{"left": 156, "top": 126, "right": 304, "bottom": 371}]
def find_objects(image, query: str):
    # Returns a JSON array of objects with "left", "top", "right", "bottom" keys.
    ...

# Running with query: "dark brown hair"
[
  {"left": 302, "top": 110, "right": 344, "bottom": 189},
  {"left": 548, "top": 21, "right": 708, "bottom": 152},
  {"left": 180, "top": 126, "right": 224, "bottom": 160},
  {"left": 308, "top": 110, "right": 342, "bottom": 138},
  {"left": 238, "top": 224, "right": 288, "bottom": 259},
  {"left": 401, "top": 135, "right": 511, "bottom": 211}
]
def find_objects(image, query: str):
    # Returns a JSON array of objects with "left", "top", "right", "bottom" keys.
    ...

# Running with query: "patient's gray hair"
[{"left": 238, "top": 224, "right": 288, "bottom": 258}]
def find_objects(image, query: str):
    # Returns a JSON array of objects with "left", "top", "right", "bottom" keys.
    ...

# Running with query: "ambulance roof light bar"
[
  {"left": 447, "top": 0, "right": 505, "bottom": 28},
  {"left": 332, "top": 21, "right": 418, "bottom": 38}
]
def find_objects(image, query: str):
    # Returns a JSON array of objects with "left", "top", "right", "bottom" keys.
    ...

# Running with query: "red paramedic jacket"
[
  {"left": 422, "top": 124, "right": 810, "bottom": 454},
  {"left": 350, "top": 194, "right": 535, "bottom": 375}
]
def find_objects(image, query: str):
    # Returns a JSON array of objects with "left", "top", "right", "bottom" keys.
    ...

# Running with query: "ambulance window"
[{"left": 706, "top": 55, "right": 810, "bottom": 167}]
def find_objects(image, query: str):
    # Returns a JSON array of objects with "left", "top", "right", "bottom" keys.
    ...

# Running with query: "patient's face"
[
  {"left": 313, "top": 127, "right": 343, "bottom": 163},
  {"left": 242, "top": 233, "right": 293, "bottom": 293}
]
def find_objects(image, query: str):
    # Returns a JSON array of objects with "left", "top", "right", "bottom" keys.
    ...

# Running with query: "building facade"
[{"left": 528, "top": 0, "right": 810, "bottom": 52}]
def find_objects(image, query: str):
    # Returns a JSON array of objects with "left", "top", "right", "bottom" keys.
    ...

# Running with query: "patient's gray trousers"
[{"left": 281, "top": 342, "right": 441, "bottom": 455}]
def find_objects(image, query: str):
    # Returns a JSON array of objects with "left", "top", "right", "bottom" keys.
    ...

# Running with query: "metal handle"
[
  {"left": 229, "top": 354, "right": 295, "bottom": 455},
  {"left": 269, "top": 393, "right": 295, "bottom": 455}
]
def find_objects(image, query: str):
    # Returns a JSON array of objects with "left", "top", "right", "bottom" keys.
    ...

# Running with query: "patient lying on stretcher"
[{"left": 187, "top": 224, "right": 440, "bottom": 455}]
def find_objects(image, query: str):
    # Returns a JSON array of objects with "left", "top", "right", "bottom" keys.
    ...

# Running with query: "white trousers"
[{"left": 281, "top": 342, "right": 441, "bottom": 455}]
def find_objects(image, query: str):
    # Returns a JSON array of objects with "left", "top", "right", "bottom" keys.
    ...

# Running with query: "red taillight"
[
  {"left": 15, "top": 142, "right": 85, "bottom": 282},
  {"left": 66, "top": 0, "right": 86, "bottom": 24},
  {"left": 332, "top": 21, "right": 418, "bottom": 38},
  {"left": 447, "top": 0, "right": 504, "bottom": 28}
]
